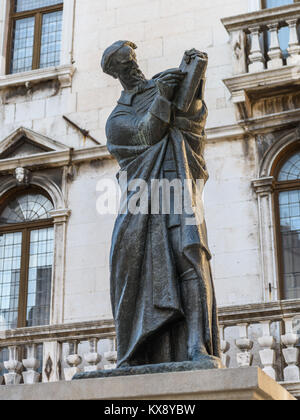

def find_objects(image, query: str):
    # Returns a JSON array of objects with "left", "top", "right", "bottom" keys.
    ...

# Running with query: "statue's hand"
[
  {"left": 156, "top": 69, "right": 186, "bottom": 101},
  {"left": 184, "top": 49, "right": 208, "bottom": 64}
]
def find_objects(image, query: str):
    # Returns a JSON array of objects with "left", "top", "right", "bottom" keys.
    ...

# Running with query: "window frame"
[
  {"left": 0, "top": 187, "right": 54, "bottom": 329},
  {"left": 273, "top": 145, "right": 300, "bottom": 300},
  {"left": 6, "top": 0, "right": 64, "bottom": 75}
]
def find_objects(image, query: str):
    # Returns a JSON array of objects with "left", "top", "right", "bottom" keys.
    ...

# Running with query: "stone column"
[
  {"left": 281, "top": 318, "right": 300, "bottom": 382},
  {"left": 220, "top": 326, "right": 230, "bottom": 368},
  {"left": 248, "top": 26, "right": 265, "bottom": 73},
  {"left": 258, "top": 321, "right": 276, "bottom": 380},
  {"left": 235, "top": 324, "right": 253, "bottom": 368},
  {"left": 42, "top": 341, "right": 62, "bottom": 383},
  {"left": 64, "top": 340, "right": 82, "bottom": 381},
  {"left": 267, "top": 23, "right": 283, "bottom": 69},
  {"left": 287, "top": 19, "right": 300, "bottom": 65},
  {"left": 22, "top": 344, "right": 40, "bottom": 384},
  {"left": 230, "top": 30, "right": 247, "bottom": 75},
  {"left": 4, "top": 346, "right": 22, "bottom": 385},
  {"left": 104, "top": 337, "right": 118, "bottom": 370},
  {"left": 84, "top": 338, "right": 101, "bottom": 372},
  {"left": 49, "top": 209, "right": 71, "bottom": 325},
  {"left": 252, "top": 177, "right": 278, "bottom": 302}
]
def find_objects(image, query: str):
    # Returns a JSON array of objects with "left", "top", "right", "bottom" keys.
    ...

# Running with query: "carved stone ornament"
[{"left": 14, "top": 167, "right": 31, "bottom": 185}]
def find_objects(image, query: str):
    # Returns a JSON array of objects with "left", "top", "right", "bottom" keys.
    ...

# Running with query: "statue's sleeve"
[{"left": 107, "top": 95, "right": 172, "bottom": 147}]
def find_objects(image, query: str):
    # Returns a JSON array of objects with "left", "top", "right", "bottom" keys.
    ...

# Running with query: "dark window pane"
[
  {"left": 26, "top": 227, "right": 53, "bottom": 327},
  {"left": 0, "top": 232, "right": 22, "bottom": 331},
  {"left": 279, "top": 190, "right": 300, "bottom": 299},
  {"left": 15, "top": 0, "right": 63, "bottom": 12},
  {"left": 40, "top": 11, "right": 62, "bottom": 68},
  {"left": 11, "top": 17, "right": 35, "bottom": 74}
]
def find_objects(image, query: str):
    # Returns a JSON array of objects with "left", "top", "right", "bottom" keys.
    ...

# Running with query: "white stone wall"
[{"left": 0, "top": 0, "right": 267, "bottom": 323}]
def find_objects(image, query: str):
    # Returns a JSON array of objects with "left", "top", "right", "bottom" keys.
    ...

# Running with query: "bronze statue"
[{"left": 101, "top": 41, "right": 221, "bottom": 369}]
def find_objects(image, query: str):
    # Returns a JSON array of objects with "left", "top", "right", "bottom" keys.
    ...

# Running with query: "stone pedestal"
[{"left": 0, "top": 368, "right": 295, "bottom": 400}]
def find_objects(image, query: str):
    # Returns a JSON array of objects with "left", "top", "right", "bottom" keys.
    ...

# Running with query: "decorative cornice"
[
  {"left": 0, "top": 65, "right": 75, "bottom": 91},
  {"left": 0, "top": 146, "right": 112, "bottom": 173},
  {"left": 222, "top": 3, "right": 300, "bottom": 33},
  {"left": 49, "top": 209, "right": 71, "bottom": 224},
  {"left": 223, "top": 65, "right": 300, "bottom": 96},
  {"left": 252, "top": 177, "right": 275, "bottom": 196}
]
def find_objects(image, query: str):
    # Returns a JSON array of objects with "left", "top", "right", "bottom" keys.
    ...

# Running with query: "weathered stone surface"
[
  {"left": 0, "top": 368, "right": 295, "bottom": 400},
  {"left": 73, "top": 357, "right": 223, "bottom": 380}
]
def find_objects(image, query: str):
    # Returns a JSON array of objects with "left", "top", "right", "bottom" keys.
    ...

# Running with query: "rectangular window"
[
  {"left": 279, "top": 190, "right": 300, "bottom": 299},
  {"left": 0, "top": 226, "right": 54, "bottom": 331},
  {"left": 8, "top": 0, "right": 63, "bottom": 74}
]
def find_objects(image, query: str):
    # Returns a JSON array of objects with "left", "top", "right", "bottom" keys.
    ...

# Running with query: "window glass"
[
  {"left": 264, "top": 0, "right": 294, "bottom": 8},
  {"left": 15, "top": 0, "right": 63, "bottom": 12},
  {"left": 11, "top": 17, "right": 35, "bottom": 74},
  {"left": 40, "top": 11, "right": 63, "bottom": 69},
  {"left": 0, "top": 193, "right": 54, "bottom": 225},
  {"left": 26, "top": 227, "right": 53, "bottom": 327},
  {"left": 279, "top": 190, "right": 300, "bottom": 299},
  {"left": 278, "top": 151, "right": 300, "bottom": 181},
  {"left": 0, "top": 232, "right": 22, "bottom": 331}
]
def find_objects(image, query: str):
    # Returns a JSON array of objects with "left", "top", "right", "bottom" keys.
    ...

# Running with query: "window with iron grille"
[
  {"left": 0, "top": 189, "right": 54, "bottom": 330},
  {"left": 7, "top": 0, "right": 63, "bottom": 75}
]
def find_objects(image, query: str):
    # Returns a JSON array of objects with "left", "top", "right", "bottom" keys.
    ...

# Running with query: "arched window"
[
  {"left": 0, "top": 189, "right": 54, "bottom": 331},
  {"left": 275, "top": 149, "right": 300, "bottom": 300}
]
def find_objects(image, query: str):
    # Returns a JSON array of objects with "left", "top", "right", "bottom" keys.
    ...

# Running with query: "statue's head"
[{"left": 101, "top": 41, "right": 146, "bottom": 89}]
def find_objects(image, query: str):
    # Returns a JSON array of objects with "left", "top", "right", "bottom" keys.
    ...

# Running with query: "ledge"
[
  {"left": 222, "top": 3, "right": 300, "bottom": 32},
  {"left": 0, "top": 146, "right": 112, "bottom": 173},
  {"left": 0, "top": 65, "right": 75, "bottom": 91},
  {"left": 224, "top": 65, "right": 300, "bottom": 100},
  {"left": 0, "top": 368, "right": 294, "bottom": 400}
]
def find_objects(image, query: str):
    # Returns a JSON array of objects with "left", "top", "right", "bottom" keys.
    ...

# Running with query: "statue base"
[
  {"left": 73, "top": 355, "right": 223, "bottom": 381},
  {"left": 0, "top": 367, "right": 294, "bottom": 400}
]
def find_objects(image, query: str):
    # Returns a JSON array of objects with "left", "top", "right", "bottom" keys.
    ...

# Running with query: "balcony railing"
[
  {"left": 1, "top": 301, "right": 300, "bottom": 398},
  {"left": 222, "top": 4, "right": 300, "bottom": 122},
  {"left": 222, "top": 3, "right": 300, "bottom": 75}
]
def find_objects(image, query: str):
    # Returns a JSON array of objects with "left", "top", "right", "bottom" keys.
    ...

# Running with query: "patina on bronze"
[{"left": 75, "top": 42, "right": 222, "bottom": 380}]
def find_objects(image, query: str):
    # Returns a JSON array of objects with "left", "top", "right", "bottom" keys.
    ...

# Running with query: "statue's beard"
[{"left": 129, "top": 67, "right": 146, "bottom": 83}]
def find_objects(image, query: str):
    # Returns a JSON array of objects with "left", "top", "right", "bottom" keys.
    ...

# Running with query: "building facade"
[{"left": 0, "top": 0, "right": 300, "bottom": 397}]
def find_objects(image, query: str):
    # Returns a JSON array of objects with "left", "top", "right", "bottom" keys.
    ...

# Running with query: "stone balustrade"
[
  {"left": 222, "top": 3, "right": 300, "bottom": 75},
  {"left": 0, "top": 319, "right": 116, "bottom": 385},
  {"left": 1, "top": 302, "right": 300, "bottom": 397}
]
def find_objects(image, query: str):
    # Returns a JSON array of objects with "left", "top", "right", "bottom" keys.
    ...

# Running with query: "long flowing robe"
[{"left": 106, "top": 78, "right": 220, "bottom": 367}]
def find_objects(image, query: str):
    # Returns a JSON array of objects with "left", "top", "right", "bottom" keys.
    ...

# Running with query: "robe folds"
[{"left": 106, "top": 78, "right": 220, "bottom": 367}]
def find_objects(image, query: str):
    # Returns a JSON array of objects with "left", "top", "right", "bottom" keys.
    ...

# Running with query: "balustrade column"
[
  {"left": 84, "top": 338, "right": 101, "bottom": 372},
  {"left": 258, "top": 321, "right": 276, "bottom": 380},
  {"left": 220, "top": 326, "right": 230, "bottom": 368},
  {"left": 235, "top": 324, "right": 253, "bottom": 367},
  {"left": 287, "top": 19, "right": 300, "bottom": 65},
  {"left": 22, "top": 344, "right": 40, "bottom": 384},
  {"left": 4, "top": 346, "right": 22, "bottom": 385},
  {"left": 248, "top": 26, "right": 265, "bottom": 73},
  {"left": 281, "top": 318, "right": 300, "bottom": 382},
  {"left": 104, "top": 337, "right": 118, "bottom": 370},
  {"left": 64, "top": 340, "right": 82, "bottom": 381},
  {"left": 267, "top": 23, "right": 283, "bottom": 69}
]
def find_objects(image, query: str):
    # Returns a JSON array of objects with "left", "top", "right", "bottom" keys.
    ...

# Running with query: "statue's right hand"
[{"left": 156, "top": 69, "right": 186, "bottom": 101}]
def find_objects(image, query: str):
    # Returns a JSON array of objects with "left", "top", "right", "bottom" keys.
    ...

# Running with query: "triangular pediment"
[{"left": 0, "top": 127, "right": 70, "bottom": 160}]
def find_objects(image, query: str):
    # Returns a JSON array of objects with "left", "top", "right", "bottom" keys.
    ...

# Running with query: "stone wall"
[{"left": 0, "top": 0, "right": 265, "bottom": 322}]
